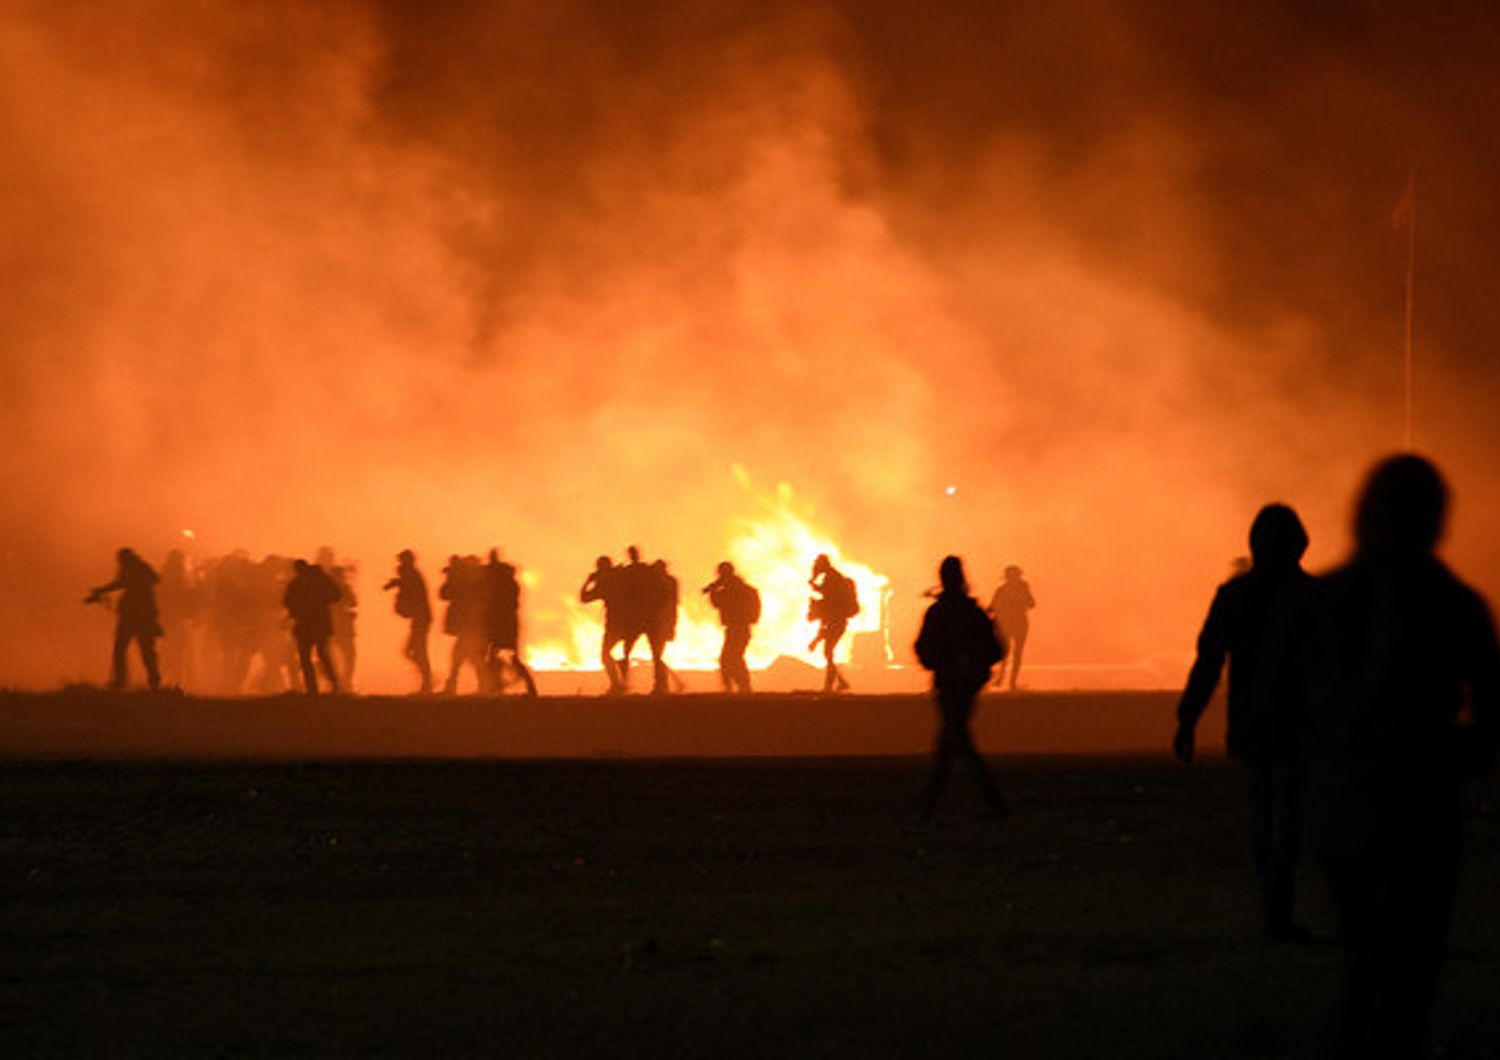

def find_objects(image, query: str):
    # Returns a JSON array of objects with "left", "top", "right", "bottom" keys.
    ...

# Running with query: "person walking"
[
  {"left": 1174, "top": 503, "right": 1315, "bottom": 942},
  {"left": 705, "top": 561, "right": 760, "bottom": 694},
  {"left": 283, "top": 558, "right": 342, "bottom": 695},
  {"left": 86, "top": 547, "right": 163, "bottom": 691},
  {"left": 383, "top": 550, "right": 432, "bottom": 694},
  {"left": 914, "top": 556, "right": 1008, "bottom": 817}
]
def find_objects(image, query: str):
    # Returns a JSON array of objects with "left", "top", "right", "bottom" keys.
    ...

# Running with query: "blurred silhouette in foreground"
[
  {"left": 808, "top": 554, "right": 857, "bottom": 693},
  {"left": 1299, "top": 455, "right": 1498, "bottom": 1057},
  {"left": 85, "top": 547, "right": 162, "bottom": 691},
  {"left": 915, "top": 556, "right": 1008, "bottom": 817},
  {"left": 989, "top": 565, "right": 1035, "bottom": 690},
  {"left": 439, "top": 555, "right": 487, "bottom": 694},
  {"left": 483, "top": 550, "right": 538, "bottom": 696},
  {"left": 283, "top": 559, "right": 342, "bottom": 695},
  {"left": 705, "top": 561, "right": 761, "bottom": 694},
  {"left": 383, "top": 550, "right": 432, "bottom": 694},
  {"left": 156, "top": 548, "right": 199, "bottom": 690},
  {"left": 1174, "top": 503, "right": 1314, "bottom": 942},
  {"left": 317, "top": 546, "right": 358, "bottom": 692},
  {"left": 580, "top": 555, "right": 625, "bottom": 693}
]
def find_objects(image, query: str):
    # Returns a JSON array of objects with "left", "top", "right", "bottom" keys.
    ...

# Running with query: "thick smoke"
[{"left": 3, "top": 0, "right": 1498, "bottom": 692}]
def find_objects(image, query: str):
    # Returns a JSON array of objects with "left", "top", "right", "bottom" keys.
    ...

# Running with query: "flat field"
[{"left": 0, "top": 696, "right": 1496, "bottom": 1057}]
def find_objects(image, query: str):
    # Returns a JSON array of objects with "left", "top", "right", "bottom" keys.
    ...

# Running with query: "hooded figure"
[
  {"left": 1174, "top": 502, "right": 1314, "bottom": 942},
  {"left": 1301, "top": 455, "right": 1498, "bottom": 1056}
]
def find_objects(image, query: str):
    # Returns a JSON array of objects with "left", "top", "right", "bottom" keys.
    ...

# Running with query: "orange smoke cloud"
[{"left": 2, "top": 1, "right": 1498, "bottom": 697}]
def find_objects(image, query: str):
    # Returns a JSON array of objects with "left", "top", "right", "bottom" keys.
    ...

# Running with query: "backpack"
[{"left": 829, "top": 572, "right": 859, "bottom": 620}]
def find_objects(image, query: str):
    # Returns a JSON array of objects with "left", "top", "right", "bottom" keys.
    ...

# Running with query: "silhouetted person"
[
  {"left": 989, "top": 565, "right": 1035, "bottom": 690},
  {"left": 647, "top": 559, "right": 679, "bottom": 694},
  {"left": 580, "top": 555, "right": 625, "bottom": 692},
  {"left": 383, "top": 550, "right": 432, "bottom": 694},
  {"left": 317, "top": 546, "right": 358, "bottom": 692},
  {"left": 706, "top": 561, "right": 760, "bottom": 694},
  {"left": 615, "top": 546, "right": 659, "bottom": 692},
  {"left": 283, "top": 558, "right": 341, "bottom": 695},
  {"left": 483, "top": 550, "right": 538, "bottom": 697},
  {"left": 808, "top": 553, "right": 857, "bottom": 692},
  {"left": 1174, "top": 503, "right": 1314, "bottom": 942},
  {"left": 1299, "top": 455, "right": 1498, "bottom": 1058},
  {"left": 440, "top": 554, "right": 487, "bottom": 694},
  {"left": 255, "top": 556, "right": 300, "bottom": 693},
  {"left": 156, "top": 548, "right": 200, "bottom": 690},
  {"left": 914, "top": 556, "right": 1008, "bottom": 817},
  {"left": 86, "top": 547, "right": 162, "bottom": 691}
]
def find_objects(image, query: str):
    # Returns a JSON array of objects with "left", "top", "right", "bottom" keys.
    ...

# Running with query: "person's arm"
[
  {"left": 1174, "top": 588, "right": 1231, "bottom": 762},
  {"left": 913, "top": 607, "right": 939, "bottom": 672},
  {"left": 88, "top": 576, "right": 124, "bottom": 598}
]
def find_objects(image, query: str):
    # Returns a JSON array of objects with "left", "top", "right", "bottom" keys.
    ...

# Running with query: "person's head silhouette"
[
  {"left": 1355, "top": 454, "right": 1447, "bottom": 557},
  {"left": 939, "top": 555, "right": 967, "bottom": 595},
  {"left": 1249, "top": 504, "right": 1309, "bottom": 571}
]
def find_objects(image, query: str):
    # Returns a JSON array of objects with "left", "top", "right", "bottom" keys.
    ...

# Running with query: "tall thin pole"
[{"left": 1402, "top": 173, "right": 1415, "bottom": 449}]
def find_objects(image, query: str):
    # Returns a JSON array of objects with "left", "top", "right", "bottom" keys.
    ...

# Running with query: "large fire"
[{"left": 526, "top": 467, "right": 889, "bottom": 674}]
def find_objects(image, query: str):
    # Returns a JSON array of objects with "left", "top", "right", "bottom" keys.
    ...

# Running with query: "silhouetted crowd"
[
  {"left": 76, "top": 452, "right": 1500, "bottom": 1056},
  {"left": 89, "top": 546, "right": 359, "bottom": 695}
]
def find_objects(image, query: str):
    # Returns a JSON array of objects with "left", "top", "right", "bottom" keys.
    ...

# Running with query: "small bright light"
[
  {"left": 944, "top": 485, "right": 957, "bottom": 497},
  {"left": 181, "top": 529, "right": 196, "bottom": 540}
]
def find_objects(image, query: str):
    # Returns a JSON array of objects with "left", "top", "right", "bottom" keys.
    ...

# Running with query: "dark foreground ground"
[{"left": 1, "top": 756, "right": 1497, "bottom": 1058}]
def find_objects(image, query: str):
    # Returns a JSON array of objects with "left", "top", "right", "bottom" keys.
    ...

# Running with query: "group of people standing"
[
  {"left": 380, "top": 549, "right": 536, "bottom": 698},
  {"left": 86, "top": 546, "right": 357, "bottom": 695},
  {"left": 578, "top": 547, "right": 682, "bottom": 695}
]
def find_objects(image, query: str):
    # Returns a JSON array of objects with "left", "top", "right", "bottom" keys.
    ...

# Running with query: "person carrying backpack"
[
  {"left": 706, "top": 561, "right": 760, "bottom": 694},
  {"left": 914, "top": 555, "right": 1008, "bottom": 817},
  {"left": 808, "top": 553, "right": 857, "bottom": 693}
]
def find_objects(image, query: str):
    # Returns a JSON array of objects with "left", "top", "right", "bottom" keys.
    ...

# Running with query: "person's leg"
[
  {"left": 110, "top": 622, "right": 131, "bottom": 689},
  {"left": 139, "top": 633, "right": 161, "bottom": 691},
  {"left": 316, "top": 637, "right": 339, "bottom": 693},
  {"left": 296, "top": 637, "right": 318, "bottom": 695},
  {"left": 1009, "top": 630, "right": 1027, "bottom": 689},
  {"left": 921, "top": 710, "right": 955, "bottom": 817},
  {"left": 647, "top": 633, "right": 667, "bottom": 694},
  {"left": 411, "top": 623, "right": 432, "bottom": 693},
  {"left": 1266, "top": 760, "right": 1304, "bottom": 938},
  {"left": 1248, "top": 762, "right": 1277, "bottom": 926},
  {"left": 1360, "top": 804, "right": 1462, "bottom": 1058},
  {"left": 946, "top": 691, "right": 1006, "bottom": 813},
  {"left": 443, "top": 636, "right": 461, "bottom": 694},
  {"left": 828, "top": 623, "right": 849, "bottom": 690},
  {"left": 727, "top": 626, "right": 751, "bottom": 693},
  {"left": 510, "top": 650, "right": 538, "bottom": 696}
]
